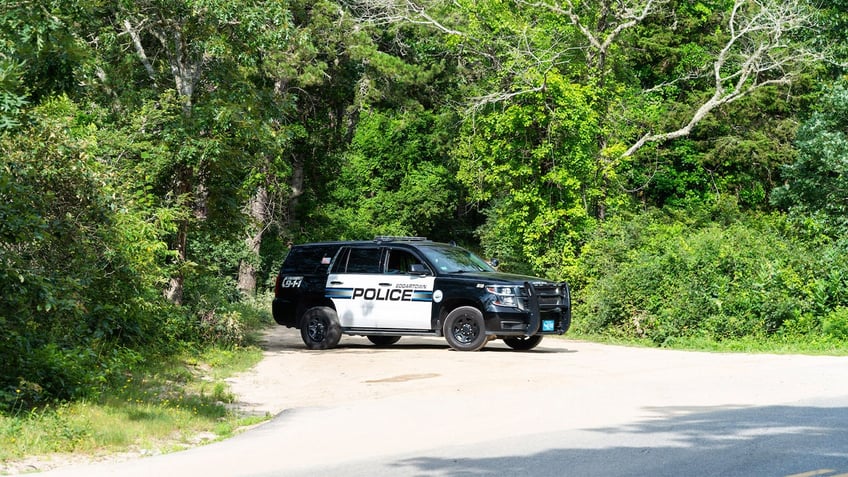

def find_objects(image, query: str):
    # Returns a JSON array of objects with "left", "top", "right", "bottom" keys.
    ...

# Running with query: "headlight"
[{"left": 486, "top": 285, "right": 522, "bottom": 309}]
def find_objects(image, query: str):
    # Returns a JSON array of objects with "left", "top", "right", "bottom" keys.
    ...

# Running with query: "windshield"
[{"left": 418, "top": 244, "right": 495, "bottom": 273}]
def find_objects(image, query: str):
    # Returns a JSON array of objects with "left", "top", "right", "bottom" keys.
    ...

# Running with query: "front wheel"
[
  {"left": 300, "top": 306, "right": 341, "bottom": 350},
  {"left": 503, "top": 335, "right": 543, "bottom": 351},
  {"left": 443, "top": 306, "right": 488, "bottom": 351}
]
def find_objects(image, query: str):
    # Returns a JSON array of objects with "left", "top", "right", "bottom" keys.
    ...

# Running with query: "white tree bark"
[
  {"left": 620, "top": 0, "right": 823, "bottom": 158},
  {"left": 346, "top": 0, "right": 825, "bottom": 159}
]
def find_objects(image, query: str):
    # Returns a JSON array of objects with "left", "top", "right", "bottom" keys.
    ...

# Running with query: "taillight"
[{"left": 274, "top": 274, "right": 283, "bottom": 297}]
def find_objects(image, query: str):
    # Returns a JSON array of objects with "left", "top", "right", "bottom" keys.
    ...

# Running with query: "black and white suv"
[{"left": 272, "top": 237, "right": 571, "bottom": 351}]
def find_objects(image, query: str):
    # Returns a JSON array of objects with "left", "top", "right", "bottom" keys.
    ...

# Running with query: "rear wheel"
[
  {"left": 367, "top": 335, "right": 401, "bottom": 347},
  {"left": 300, "top": 306, "right": 341, "bottom": 350},
  {"left": 443, "top": 306, "right": 487, "bottom": 351},
  {"left": 503, "top": 335, "right": 543, "bottom": 351}
]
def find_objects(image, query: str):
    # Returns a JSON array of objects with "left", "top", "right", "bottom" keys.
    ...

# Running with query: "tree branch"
[
  {"left": 120, "top": 18, "right": 158, "bottom": 85},
  {"left": 622, "top": 0, "right": 821, "bottom": 158}
]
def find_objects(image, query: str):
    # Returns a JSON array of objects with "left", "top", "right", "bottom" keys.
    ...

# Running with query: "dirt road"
[
  {"left": 228, "top": 326, "right": 846, "bottom": 420},
  {"left": 35, "top": 326, "right": 848, "bottom": 476}
]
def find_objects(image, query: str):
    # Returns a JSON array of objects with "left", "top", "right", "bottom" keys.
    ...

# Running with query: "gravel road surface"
[{"left": 34, "top": 327, "right": 848, "bottom": 476}]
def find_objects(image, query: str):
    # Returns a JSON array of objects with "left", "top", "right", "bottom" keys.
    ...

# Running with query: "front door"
[{"left": 376, "top": 248, "right": 434, "bottom": 330}]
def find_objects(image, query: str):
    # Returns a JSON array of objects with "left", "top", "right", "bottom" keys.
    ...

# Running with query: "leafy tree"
[
  {"left": 348, "top": 0, "right": 831, "bottom": 278},
  {"left": 323, "top": 110, "right": 461, "bottom": 240},
  {"left": 96, "top": 0, "right": 300, "bottom": 301},
  {"left": 287, "top": 3, "right": 476, "bottom": 247},
  {"left": 455, "top": 75, "right": 598, "bottom": 278},
  {"left": 0, "top": 97, "right": 169, "bottom": 408},
  {"left": 772, "top": 81, "right": 848, "bottom": 228},
  {"left": 0, "top": 0, "right": 94, "bottom": 129}
]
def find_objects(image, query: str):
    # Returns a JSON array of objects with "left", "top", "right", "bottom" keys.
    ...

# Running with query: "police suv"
[{"left": 272, "top": 237, "right": 571, "bottom": 351}]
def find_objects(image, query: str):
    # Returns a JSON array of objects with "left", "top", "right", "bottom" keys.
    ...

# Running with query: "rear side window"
[
  {"left": 281, "top": 245, "right": 339, "bottom": 275},
  {"left": 334, "top": 247, "right": 382, "bottom": 274}
]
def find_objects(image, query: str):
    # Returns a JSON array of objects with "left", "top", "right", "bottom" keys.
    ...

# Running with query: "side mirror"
[
  {"left": 409, "top": 264, "right": 430, "bottom": 275},
  {"left": 490, "top": 258, "right": 500, "bottom": 268}
]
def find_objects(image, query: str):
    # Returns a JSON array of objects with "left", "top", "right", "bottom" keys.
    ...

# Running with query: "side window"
[
  {"left": 385, "top": 249, "right": 424, "bottom": 274},
  {"left": 337, "top": 247, "right": 382, "bottom": 274},
  {"left": 281, "top": 246, "right": 338, "bottom": 274}
]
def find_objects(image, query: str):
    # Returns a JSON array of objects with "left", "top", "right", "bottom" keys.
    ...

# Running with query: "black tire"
[
  {"left": 561, "top": 310, "right": 572, "bottom": 333},
  {"left": 443, "top": 306, "right": 488, "bottom": 351},
  {"left": 503, "top": 335, "right": 543, "bottom": 351},
  {"left": 367, "top": 335, "right": 401, "bottom": 347},
  {"left": 300, "top": 306, "right": 342, "bottom": 350}
]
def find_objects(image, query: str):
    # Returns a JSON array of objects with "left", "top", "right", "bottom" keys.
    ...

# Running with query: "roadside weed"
[{"left": 0, "top": 345, "right": 266, "bottom": 467}]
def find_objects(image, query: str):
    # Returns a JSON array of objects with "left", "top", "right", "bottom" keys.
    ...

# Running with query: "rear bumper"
[{"left": 272, "top": 298, "right": 297, "bottom": 328}]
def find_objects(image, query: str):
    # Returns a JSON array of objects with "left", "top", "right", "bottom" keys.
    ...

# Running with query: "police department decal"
[
  {"left": 326, "top": 284, "right": 433, "bottom": 302},
  {"left": 432, "top": 289, "right": 443, "bottom": 303}
]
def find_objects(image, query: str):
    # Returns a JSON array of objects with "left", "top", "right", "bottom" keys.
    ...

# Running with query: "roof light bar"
[{"left": 373, "top": 236, "right": 428, "bottom": 242}]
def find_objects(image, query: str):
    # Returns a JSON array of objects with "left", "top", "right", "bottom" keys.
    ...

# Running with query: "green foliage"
[
  {"left": 772, "top": 81, "right": 848, "bottom": 228},
  {"left": 320, "top": 109, "right": 464, "bottom": 241},
  {"left": 0, "top": 0, "right": 89, "bottom": 105},
  {"left": 575, "top": 200, "right": 848, "bottom": 345},
  {"left": 0, "top": 97, "right": 171, "bottom": 410},
  {"left": 0, "top": 59, "right": 27, "bottom": 130},
  {"left": 823, "top": 307, "right": 848, "bottom": 340},
  {"left": 456, "top": 76, "right": 598, "bottom": 278}
]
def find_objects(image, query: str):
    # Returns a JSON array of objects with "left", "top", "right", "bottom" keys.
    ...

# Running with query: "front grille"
[
  {"left": 537, "top": 288, "right": 562, "bottom": 307},
  {"left": 518, "top": 281, "right": 572, "bottom": 335},
  {"left": 525, "top": 283, "right": 564, "bottom": 309}
]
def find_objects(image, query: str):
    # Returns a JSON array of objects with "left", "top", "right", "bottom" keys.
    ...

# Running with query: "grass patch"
[
  {"left": 564, "top": 331, "right": 848, "bottom": 355},
  {"left": 0, "top": 344, "right": 267, "bottom": 467},
  {"left": 0, "top": 294, "right": 276, "bottom": 470}
]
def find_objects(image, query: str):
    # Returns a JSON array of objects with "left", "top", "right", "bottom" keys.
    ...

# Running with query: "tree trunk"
[
  {"left": 237, "top": 186, "right": 269, "bottom": 296},
  {"left": 163, "top": 166, "right": 192, "bottom": 305},
  {"left": 288, "top": 156, "right": 305, "bottom": 226}
]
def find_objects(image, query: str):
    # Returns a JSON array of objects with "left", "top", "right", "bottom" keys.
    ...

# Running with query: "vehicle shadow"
[{"left": 259, "top": 325, "right": 578, "bottom": 354}]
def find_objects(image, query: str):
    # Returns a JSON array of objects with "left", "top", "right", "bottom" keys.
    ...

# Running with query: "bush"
[
  {"left": 199, "top": 310, "right": 246, "bottom": 348},
  {"left": 0, "top": 98, "right": 172, "bottom": 411},
  {"left": 574, "top": 201, "right": 848, "bottom": 345},
  {"left": 823, "top": 307, "right": 848, "bottom": 340}
]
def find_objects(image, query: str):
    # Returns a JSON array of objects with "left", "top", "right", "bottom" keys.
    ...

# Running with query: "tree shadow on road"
[{"left": 390, "top": 403, "right": 848, "bottom": 477}]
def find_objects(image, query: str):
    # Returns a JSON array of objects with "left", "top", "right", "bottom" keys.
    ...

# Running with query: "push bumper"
[{"left": 483, "top": 282, "right": 571, "bottom": 336}]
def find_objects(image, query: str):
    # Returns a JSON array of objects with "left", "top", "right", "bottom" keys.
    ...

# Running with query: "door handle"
[
  {"left": 330, "top": 281, "right": 343, "bottom": 285},
  {"left": 378, "top": 283, "right": 391, "bottom": 287}
]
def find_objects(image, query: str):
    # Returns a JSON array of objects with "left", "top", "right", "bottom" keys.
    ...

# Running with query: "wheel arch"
[
  {"left": 435, "top": 298, "right": 483, "bottom": 336},
  {"left": 296, "top": 298, "right": 337, "bottom": 329}
]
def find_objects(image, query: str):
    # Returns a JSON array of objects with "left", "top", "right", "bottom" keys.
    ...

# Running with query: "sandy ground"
[{"left": 7, "top": 326, "right": 848, "bottom": 475}]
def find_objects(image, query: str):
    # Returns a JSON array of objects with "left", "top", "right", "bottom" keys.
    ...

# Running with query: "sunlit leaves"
[
  {"left": 455, "top": 76, "right": 597, "bottom": 276},
  {"left": 323, "top": 110, "right": 459, "bottom": 240}
]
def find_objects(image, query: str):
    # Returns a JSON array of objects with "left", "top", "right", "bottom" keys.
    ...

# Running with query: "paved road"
[{"left": 38, "top": 329, "right": 848, "bottom": 476}]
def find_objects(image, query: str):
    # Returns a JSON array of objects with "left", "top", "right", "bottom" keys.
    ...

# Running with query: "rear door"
[
  {"left": 326, "top": 246, "right": 383, "bottom": 328},
  {"left": 325, "top": 246, "right": 434, "bottom": 330}
]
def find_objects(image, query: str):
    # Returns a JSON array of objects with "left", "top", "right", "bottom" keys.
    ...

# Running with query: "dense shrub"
[
  {"left": 0, "top": 99, "right": 173, "bottom": 410},
  {"left": 1, "top": 98, "right": 273, "bottom": 412},
  {"left": 574, "top": 201, "right": 848, "bottom": 345}
]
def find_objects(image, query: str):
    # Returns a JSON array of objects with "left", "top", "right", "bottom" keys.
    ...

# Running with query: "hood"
[{"left": 442, "top": 270, "right": 557, "bottom": 285}]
